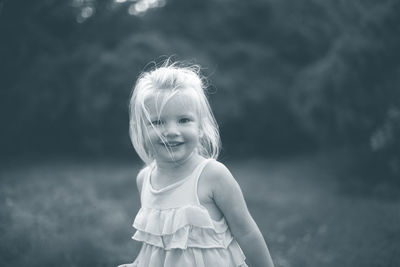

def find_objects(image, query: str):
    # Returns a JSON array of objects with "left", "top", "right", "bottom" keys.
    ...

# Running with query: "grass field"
[{"left": 1, "top": 153, "right": 399, "bottom": 267}]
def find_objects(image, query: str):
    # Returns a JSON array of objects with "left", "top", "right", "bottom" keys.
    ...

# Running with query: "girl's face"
[{"left": 144, "top": 91, "right": 201, "bottom": 165}]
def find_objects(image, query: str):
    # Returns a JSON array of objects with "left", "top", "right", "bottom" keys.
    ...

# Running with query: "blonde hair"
[{"left": 129, "top": 60, "right": 220, "bottom": 165}]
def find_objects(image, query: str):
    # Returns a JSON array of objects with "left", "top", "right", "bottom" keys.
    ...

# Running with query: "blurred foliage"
[
  {"left": 0, "top": 0, "right": 399, "bottom": 176},
  {"left": 1, "top": 158, "right": 399, "bottom": 267}
]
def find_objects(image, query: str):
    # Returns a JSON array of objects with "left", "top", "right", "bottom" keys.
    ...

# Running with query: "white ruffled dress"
[{"left": 130, "top": 159, "right": 247, "bottom": 267}]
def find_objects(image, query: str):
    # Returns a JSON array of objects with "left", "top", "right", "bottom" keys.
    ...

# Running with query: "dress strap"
[
  {"left": 193, "top": 158, "right": 213, "bottom": 205},
  {"left": 139, "top": 162, "right": 155, "bottom": 203}
]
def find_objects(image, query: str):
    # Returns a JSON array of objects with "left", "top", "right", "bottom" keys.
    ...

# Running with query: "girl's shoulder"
[
  {"left": 201, "top": 159, "right": 238, "bottom": 191},
  {"left": 202, "top": 159, "right": 229, "bottom": 176},
  {"left": 136, "top": 163, "right": 152, "bottom": 194}
]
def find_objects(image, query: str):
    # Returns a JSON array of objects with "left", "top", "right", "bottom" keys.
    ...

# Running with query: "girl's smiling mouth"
[{"left": 161, "top": 141, "right": 184, "bottom": 147}]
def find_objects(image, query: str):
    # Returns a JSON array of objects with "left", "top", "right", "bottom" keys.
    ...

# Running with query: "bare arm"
[
  {"left": 206, "top": 161, "right": 274, "bottom": 267},
  {"left": 136, "top": 167, "right": 146, "bottom": 195}
]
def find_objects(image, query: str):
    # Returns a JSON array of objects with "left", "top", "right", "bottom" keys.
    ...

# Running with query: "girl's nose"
[{"left": 163, "top": 122, "right": 179, "bottom": 137}]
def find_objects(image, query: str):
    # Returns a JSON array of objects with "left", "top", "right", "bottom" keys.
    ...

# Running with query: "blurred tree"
[{"left": 0, "top": 0, "right": 399, "bottom": 177}]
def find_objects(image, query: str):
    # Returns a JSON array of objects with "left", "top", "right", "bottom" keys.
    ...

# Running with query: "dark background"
[{"left": 1, "top": 0, "right": 400, "bottom": 266}]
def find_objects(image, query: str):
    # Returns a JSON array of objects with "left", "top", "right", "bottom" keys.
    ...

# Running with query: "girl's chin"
[{"left": 156, "top": 151, "right": 197, "bottom": 163}]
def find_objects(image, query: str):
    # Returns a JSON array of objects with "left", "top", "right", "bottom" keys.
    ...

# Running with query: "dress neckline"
[{"left": 148, "top": 159, "right": 209, "bottom": 194}]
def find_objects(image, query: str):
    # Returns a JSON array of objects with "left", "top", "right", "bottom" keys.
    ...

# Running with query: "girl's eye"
[
  {"left": 179, "top": 118, "right": 191, "bottom": 124},
  {"left": 151, "top": 120, "right": 163, "bottom": 126}
]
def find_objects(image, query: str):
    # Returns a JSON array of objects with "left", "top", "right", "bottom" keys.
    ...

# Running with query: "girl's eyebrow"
[
  {"left": 149, "top": 112, "right": 196, "bottom": 120},
  {"left": 180, "top": 113, "right": 194, "bottom": 116},
  {"left": 178, "top": 113, "right": 196, "bottom": 119},
  {"left": 179, "top": 111, "right": 196, "bottom": 116}
]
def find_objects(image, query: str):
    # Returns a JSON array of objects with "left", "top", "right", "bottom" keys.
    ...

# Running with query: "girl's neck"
[{"left": 155, "top": 152, "right": 203, "bottom": 179}]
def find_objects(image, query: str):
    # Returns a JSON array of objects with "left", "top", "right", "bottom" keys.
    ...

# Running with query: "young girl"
[{"left": 119, "top": 61, "right": 274, "bottom": 267}]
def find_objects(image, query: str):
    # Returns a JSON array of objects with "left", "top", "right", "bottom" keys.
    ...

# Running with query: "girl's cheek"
[
  {"left": 146, "top": 127, "right": 160, "bottom": 136},
  {"left": 147, "top": 129, "right": 165, "bottom": 143}
]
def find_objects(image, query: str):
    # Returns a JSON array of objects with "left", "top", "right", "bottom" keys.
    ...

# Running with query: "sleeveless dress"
[{"left": 130, "top": 159, "right": 248, "bottom": 267}]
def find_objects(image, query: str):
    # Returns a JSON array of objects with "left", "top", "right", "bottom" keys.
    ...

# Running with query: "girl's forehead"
[{"left": 144, "top": 91, "right": 198, "bottom": 116}]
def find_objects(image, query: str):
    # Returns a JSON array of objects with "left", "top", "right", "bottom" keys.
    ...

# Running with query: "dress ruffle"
[
  {"left": 131, "top": 241, "right": 247, "bottom": 267},
  {"left": 133, "top": 205, "right": 226, "bottom": 235},
  {"left": 132, "top": 205, "right": 233, "bottom": 250},
  {"left": 133, "top": 225, "right": 234, "bottom": 250}
]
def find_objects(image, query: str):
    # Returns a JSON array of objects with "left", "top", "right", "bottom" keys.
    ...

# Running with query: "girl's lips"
[{"left": 160, "top": 141, "right": 184, "bottom": 147}]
